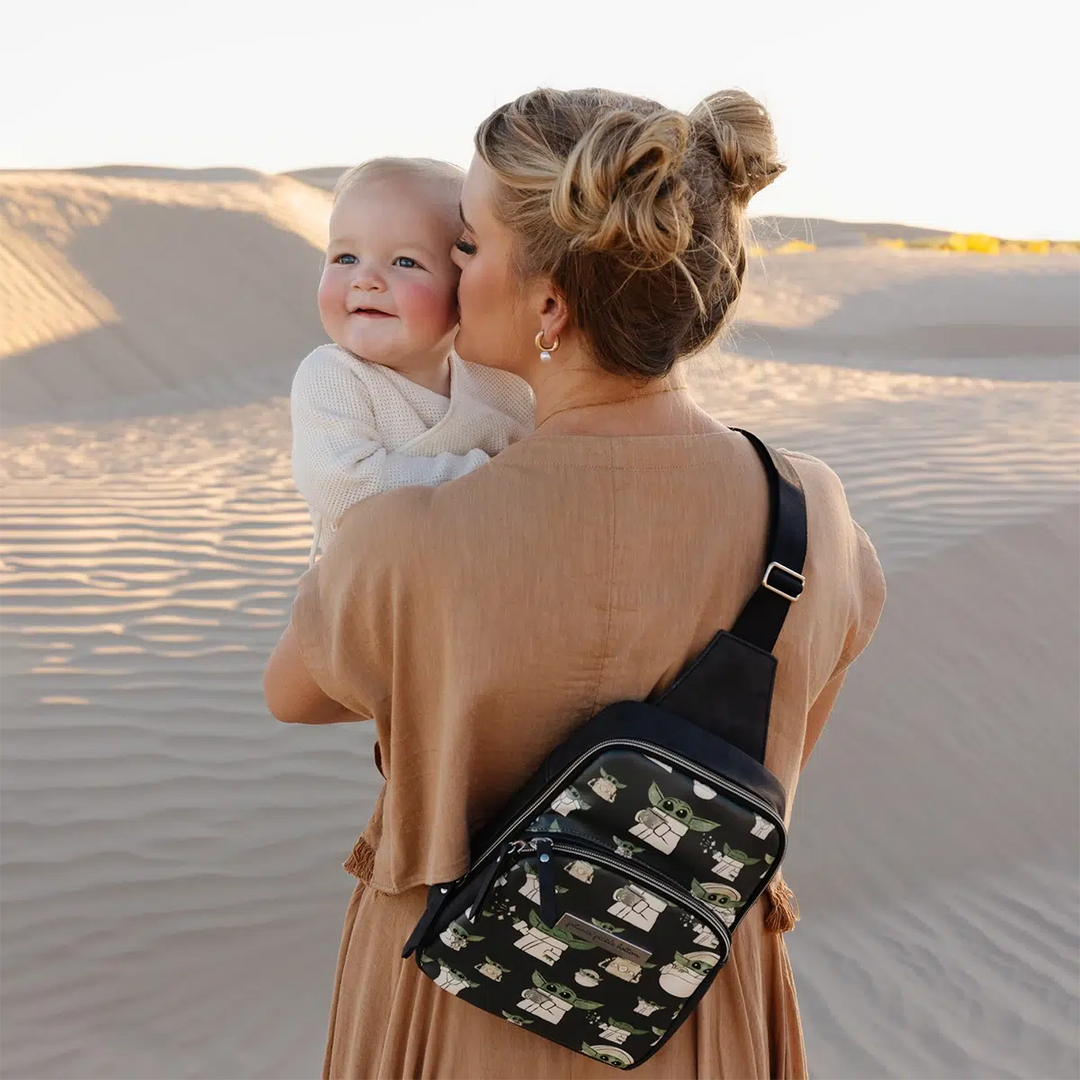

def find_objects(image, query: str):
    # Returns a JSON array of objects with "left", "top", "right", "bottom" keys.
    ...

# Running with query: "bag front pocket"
[
  {"left": 417, "top": 837, "right": 730, "bottom": 1067},
  {"left": 464, "top": 737, "right": 785, "bottom": 935}
]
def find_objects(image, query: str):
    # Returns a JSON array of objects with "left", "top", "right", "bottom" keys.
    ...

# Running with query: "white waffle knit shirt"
[{"left": 291, "top": 343, "right": 535, "bottom": 563}]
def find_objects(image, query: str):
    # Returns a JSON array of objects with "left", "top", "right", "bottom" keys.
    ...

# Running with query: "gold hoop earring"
[{"left": 535, "top": 330, "right": 560, "bottom": 363}]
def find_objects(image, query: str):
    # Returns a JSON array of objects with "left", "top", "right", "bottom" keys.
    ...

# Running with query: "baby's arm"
[{"left": 290, "top": 347, "right": 490, "bottom": 528}]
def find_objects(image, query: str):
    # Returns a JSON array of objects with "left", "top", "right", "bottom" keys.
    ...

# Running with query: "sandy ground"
[{"left": 1, "top": 169, "right": 1078, "bottom": 1079}]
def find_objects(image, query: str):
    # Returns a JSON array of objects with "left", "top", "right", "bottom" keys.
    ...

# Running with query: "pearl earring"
[{"left": 535, "top": 330, "right": 560, "bottom": 363}]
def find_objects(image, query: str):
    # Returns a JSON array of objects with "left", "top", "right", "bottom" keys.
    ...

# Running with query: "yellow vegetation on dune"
[
  {"left": 746, "top": 239, "right": 816, "bottom": 257},
  {"left": 1001, "top": 240, "right": 1052, "bottom": 254},
  {"left": 945, "top": 233, "right": 1001, "bottom": 254},
  {"left": 875, "top": 233, "right": 1078, "bottom": 255}
]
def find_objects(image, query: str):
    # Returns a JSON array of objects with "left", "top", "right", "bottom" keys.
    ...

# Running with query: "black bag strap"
[
  {"left": 652, "top": 429, "right": 807, "bottom": 762},
  {"left": 727, "top": 428, "right": 807, "bottom": 653}
]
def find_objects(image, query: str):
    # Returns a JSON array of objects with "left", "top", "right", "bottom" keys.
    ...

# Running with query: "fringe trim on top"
[
  {"left": 342, "top": 834, "right": 376, "bottom": 883},
  {"left": 764, "top": 871, "right": 800, "bottom": 933}
]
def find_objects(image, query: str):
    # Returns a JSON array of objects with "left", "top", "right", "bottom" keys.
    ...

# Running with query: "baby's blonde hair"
[
  {"left": 475, "top": 88, "right": 785, "bottom": 380},
  {"left": 333, "top": 157, "right": 464, "bottom": 218}
]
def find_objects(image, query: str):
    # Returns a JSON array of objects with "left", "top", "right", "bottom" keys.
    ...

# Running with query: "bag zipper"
[
  {"left": 466, "top": 739, "right": 784, "bottom": 879},
  {"left": 524, "top": 835, "right": 731, "bottom": 956},
  {"left": 465, "top": 838, "right": 532, "bottom": 922}
]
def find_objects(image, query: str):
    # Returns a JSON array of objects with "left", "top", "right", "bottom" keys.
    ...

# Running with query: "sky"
[{"left": 1, "top": 0, "right": 1077, "bottom": 239}]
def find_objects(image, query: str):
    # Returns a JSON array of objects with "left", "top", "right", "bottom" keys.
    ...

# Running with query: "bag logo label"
[{"left": 554, "top": 913, "right": 652, "bottom": 965}]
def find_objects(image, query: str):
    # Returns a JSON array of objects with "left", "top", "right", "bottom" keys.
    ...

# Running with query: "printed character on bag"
[
  {"left": 519, "top": 868, "right": 569, "bottom": 904},
  {"left": 691, "top": 921, "right": 720, "bottom": 948},
  {"left": 502, "top": 1011, "right": 534, "bottom": 1027},
  {"left": 597, "top": 1018, "right": 650, "bottom": 1044},
  {"left": 476, "top": 957, "right": 512, "bottom": 981},
  {"left": 565, "top": 859, "right": 596, "bottom": 884},
  {"left": 598, "top": 955, "right": 655, "bottom": 983},
  {"left": 630, "top": 782, "right": 720, "bottom": 854},
  {"left": 691, "top": 880, "right": 745, "bottom": 928},
  {"left": 439, "top": 920, "right": 484, "bottom": 952},
  {"left": 751, "top": 814, "right": 776, "bottom": 839},
  {"left": 587, "top": 766, "right": 627, "bottom": 802},
  {"left": 518, "top": 970, "right": 602, "bottom": 1025},
  {"left": 512, "top": 909, "right": 596, "bottom": 966},
  {"left": 419, "top": 952, "right": 480, "bottom": 996},
  {"left": 550, "top": 786, "right": 590, "bottom": 816},
  {"left": 582, "top": 1044, "right": 635, "bottom": 1069},
  {"left": 607, "top": 883, "right": 668, "bottom": 931},
  {"left": 658, "top": 950, "right": 721, "bottom": 998},
  {"left": 635, "top": 997, "right": 664, "bottom": 1016},
  {"left": 710, "top": 842, "right": 761, "bottom": 882}
]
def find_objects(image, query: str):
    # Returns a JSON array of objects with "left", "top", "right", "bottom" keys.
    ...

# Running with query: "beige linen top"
[{"left": 292, "top": 427, "right": 885, "bottom": 897}]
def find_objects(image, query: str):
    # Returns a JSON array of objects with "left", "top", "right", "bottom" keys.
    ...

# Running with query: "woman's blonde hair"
[{"left": 474, "top": 88, "right": 784, "bottom": 380}]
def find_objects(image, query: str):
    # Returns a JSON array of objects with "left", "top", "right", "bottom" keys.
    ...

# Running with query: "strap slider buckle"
[{"left": 762, "top": 561, "right": 805, "bottom": 602}]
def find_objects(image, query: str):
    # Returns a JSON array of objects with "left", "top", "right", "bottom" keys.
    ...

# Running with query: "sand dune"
[
  {"left": 788, "top": 503, "right": 1079, "bottom": 1078},
  {"left": 1, "top": 169, "right": 1078, "bottom": 1079},
  {"left": 734, "top": 247, "right": 1079, "bottom": 380},
  {"left": 751, "top": 215, "right": 954, "bottom": 249},
  {"left": 0, "top": 171, "right": 329, "bottom": 423}
]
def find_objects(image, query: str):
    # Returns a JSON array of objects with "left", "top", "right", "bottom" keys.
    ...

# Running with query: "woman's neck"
[{"left": 529, "top": 351, "right": 723, "bottom": 438}]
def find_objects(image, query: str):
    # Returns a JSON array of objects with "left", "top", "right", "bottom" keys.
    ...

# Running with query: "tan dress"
[{"left": 291, "top": 429, "right": 886, "bottom": 1080}]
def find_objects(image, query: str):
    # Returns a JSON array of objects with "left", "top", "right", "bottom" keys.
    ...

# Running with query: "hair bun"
[
  {"left": 550, "top": 108, "right": 695, "bottom": 265},
  {"left": 690, "top": 89, "right": 785, "bottom": 206},
  {"left": 474, "top": 86, "right": 784, "bottom": 383}
]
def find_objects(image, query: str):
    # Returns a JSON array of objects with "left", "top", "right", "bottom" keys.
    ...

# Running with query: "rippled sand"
[{"left": 1, "top": 170, "right": 1078, "bottom": 1079}]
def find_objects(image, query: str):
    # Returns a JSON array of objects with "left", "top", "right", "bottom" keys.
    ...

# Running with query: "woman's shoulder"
[
  {"left": 774, "top": 445, "right": 859, "bottom": 530},
  {"left": 777, "top": 445, "right": 885, "bottom": 622},
  {"left": 777, "top": 445, "right": 843, "bottom": 490},
  {"left": 326, "top": 474, "right": 489, "bottom": 575},
  {"left": 323, "top": 450, "right": 543, "bottom": 598},
  {"left": 332, "top": 482, "right": 439, "bottom": 554}
]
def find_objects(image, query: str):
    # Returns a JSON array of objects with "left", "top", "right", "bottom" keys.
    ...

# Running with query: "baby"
[{"left": 291, "top": 157, "right": 534, "bottom": 563}]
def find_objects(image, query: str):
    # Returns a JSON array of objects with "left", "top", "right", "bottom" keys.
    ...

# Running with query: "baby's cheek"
[
  {"left": 400, "top": 279, "right": 457, "bottom": 332},
  {"left": 317, "top": 273, "right": 344, "bottom": 327}
]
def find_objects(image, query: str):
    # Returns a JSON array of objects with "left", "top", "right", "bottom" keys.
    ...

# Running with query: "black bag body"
[{"left": 402, "top": 430, "right": 807, "bottom": 1071}]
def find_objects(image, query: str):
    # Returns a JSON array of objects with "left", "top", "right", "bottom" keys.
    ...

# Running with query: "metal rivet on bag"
[{"left": 539, "top": 854, "right": 550, "bottom": 863}]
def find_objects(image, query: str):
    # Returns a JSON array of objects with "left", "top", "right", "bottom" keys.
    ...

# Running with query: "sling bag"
[{"left": 402, "top": 428, "right": 806, "bottom": 1071}]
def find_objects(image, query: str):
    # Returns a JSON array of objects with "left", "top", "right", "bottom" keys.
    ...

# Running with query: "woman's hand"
[{"left": 263, "top": 624, "right": 361, "bottom": 724}]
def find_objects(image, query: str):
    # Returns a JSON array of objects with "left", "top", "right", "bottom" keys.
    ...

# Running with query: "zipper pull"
[
  {"left": 535, "top": 837, "right": 558, "bottom": 927},
  {"left": 466, "top": 840, "right": 528, "bottom": 923}
]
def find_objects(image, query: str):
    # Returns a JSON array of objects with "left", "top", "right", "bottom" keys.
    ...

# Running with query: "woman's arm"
[
  {"left": 267, "top": 475, "right": 418, "bottom": 727},
  {"left": 801, "top": 521, "right": 886, "bottom": 768},
  {"left": 263, "top": 623, "right": 362, "bottom": 724}
]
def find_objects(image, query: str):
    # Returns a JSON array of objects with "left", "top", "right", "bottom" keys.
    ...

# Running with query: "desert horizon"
[{"left": 1, "top": 165, "right": 1078, "bottom": 1078}]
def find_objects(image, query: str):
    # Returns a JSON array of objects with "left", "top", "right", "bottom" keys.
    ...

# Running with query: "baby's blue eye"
[
  {"left": 393, "top": 256, "right": 419, "bottom": 269},
  {"left": 335, "top": 254, "right": 357, "bottom": 265}
]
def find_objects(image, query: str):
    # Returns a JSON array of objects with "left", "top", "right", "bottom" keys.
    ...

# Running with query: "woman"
[{"left": 265, "top": 86, "right": 885, "bottom": 1079}]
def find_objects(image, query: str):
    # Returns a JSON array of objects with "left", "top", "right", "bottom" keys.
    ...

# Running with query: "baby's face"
[{"left": 319, "top": 178, "right": 461, "bottom": 374}]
